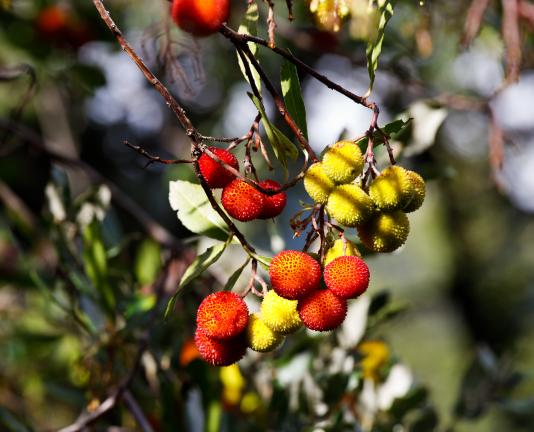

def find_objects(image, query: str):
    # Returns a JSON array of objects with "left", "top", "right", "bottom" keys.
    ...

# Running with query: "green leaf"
[
  {"left": 164, "top": 239, "right": 230, "bottom": 318},
  {"left": 281, "top": 60, "right": 308, "bottom": 140},
  {"left": 125, "top": 294, "right": 157, "bottom": 318},
  {"left": 366, "top": 0, "right": 394, "bottom": 96},
  {"left": 134, "top": 239, "right": 162, "bottom": 285},
  {"left": 249, "top": 94, "right": 299, "bottom": 173},
  {"left": 356, "top": 118, "right": 411, "bottom": 152},
  {"left": 169, "top": 180, "right": 229, "bottom": 241},
  {"left": 252, "top": 254, "right": 272, "bottom": 271},
  {"left": 222, "top": 258, "right": 250, "bottom": 291},
  {"left": 82, "top": 221, "right": 115, "bottom": 314},
  {"left": 237, "top": 3, "right": 261, "bottom": 92}
]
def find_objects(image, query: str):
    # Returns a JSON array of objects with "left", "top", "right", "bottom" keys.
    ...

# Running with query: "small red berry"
[
  {"left": 194, "top": 327, "right": 247, "bottom": 366},
  {"left": 258, "top": 180, "right": 287, "bottom": 219},
  {"left": 297, "top": 290, "right": 347, "bottom": 332},
  {"left": 221, "top": 179, "right": 265, "bottom": 222},
  {"left": 323, "top": 256, "right": 370, "bottom": 299},
  {"left": 196, "top": 292, "right": 249, "bottom": 340},
  {"left": 198, "top": 147, "right": 239, "bottom": 189},
  {"left": 171, "top": 0, "right": 230, "bottom": 37},
  {"left": 269, "top": 250, "right": 321, "bottom": 300}
]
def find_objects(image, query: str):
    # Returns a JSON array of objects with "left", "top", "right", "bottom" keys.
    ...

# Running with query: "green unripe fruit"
[
  {"left": 246, "top": 313, "right": 284, "bottom": 353},
  {"left": 324, "top": 238, "right": 361, "bottom": 266},
  {"left": 304, "top": 162, "right": 335, "bottom": 204},
  {"left": 369, "top": 166, "right": 412, "bottom": 211},
  {"left": 322, "top": 141, "right": 364, "bottom": 184},
  {"left": 260, "top": 290, "right": 302, "bottom": 335},
  {"left": 326, "top": 184, "right": 374, "bottom": 227},
  {"left": 357, "top": 210, "right": 410, "bottom": 253},
  {"left": 403, "top": 170, "right": 426, "bottom": 213}
]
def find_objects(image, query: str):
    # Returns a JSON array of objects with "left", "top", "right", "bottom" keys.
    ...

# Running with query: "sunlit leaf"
[
  {"left": 169, "top": 180, "right": 229, "bottom": 241},
  {"left": 237, "top": 3, "right": 261, "bottom": 92},
  {"left": 134, "top": 239, "right": 161, "bottom": 285},
  {"left": 366, "top": 0, "right": 394, "bottom": 95}
]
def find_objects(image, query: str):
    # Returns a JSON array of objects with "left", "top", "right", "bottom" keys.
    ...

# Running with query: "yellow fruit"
[
  {"left": 260, "top": 290, "right": 302, "bottom": 335},
  {"left": 357, "top": 210, "right": 410, "bottom": 253},
  {"left": 403, "top": 170, "right": 426, "bottom": 213},
  {"left": 368, "top": 165, "right": 412, "bottom": 211},
  {"left": 324, "top": 238, "right": 361, "bottom": 266},
  {"left": 358, "top": 340, "right": 390, "bottom": 381},
  {"left": 246, "top": 313, "right": 284, "bottom": 352},
  {"left": 326, "top": 184, "right": 374, "bottom": 227},
  {"left": 322, "top": 141, "right": 364, "bottom": 184},
  {"left": 304, "top": 162, "right": 335, "bottom": 204}
]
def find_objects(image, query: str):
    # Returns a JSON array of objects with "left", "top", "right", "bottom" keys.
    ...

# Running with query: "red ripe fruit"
[
  {"left": 323, "top": 256, "right": 370, "bottom": 299},
  {"left": 36, "top": 6, "right": 70, "bottom": 39},
  {"left": 171, "top": 0, "right": 230, "bottom": 37},
  {"left": 199, "top": 147, "right": 239, "bottom": 189},
  {"left": 194, "top": 328, "right": 247, "bottom": 366},
  {"left": 196, "top": 292, "right": 249, "bottom": 340},
  {"left": 269, "top": 250, "right": 321, "bottom": 300},
  {"left": 297, "top": 290, "right": 348, "bottom": 331},
  {"left": 258, "top": 180, "right": 287, "bottom": 219},
  {"left": 221, "top": 179, "right": 265, "bottom": 222}
]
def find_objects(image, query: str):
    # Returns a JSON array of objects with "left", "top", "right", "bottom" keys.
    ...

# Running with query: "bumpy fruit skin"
[
  {"left": 322, "top": 141, "right": 364, "bottom": 184},
  {"left": 194, "top": 328, "right": 247, "bottom": 366},
  {"left": 222, "top": 179, "right": 265, "bottom": 222},
  {"left": 198, "top": 146, "right": 239, "bottom": 189},
  {"left": 258, "top": 180, "right": 287, "bottom": 219},
  {"left": 326, "top": 184, "right": 374, "bottom": 227},
  {"left": 171, "top": 0, "right": 230, "bottom": 37},
  {"left": 260, "top": 290, "right": 302, "bottom": 334},
  {"left": 304, "top": 162, "right": 335, "bottom": 204},
  {"left": 357, "top": 210, "right": 410, "bottom": 253},
  {"left": 196, "top": 292, "right": 249, "bottom": 340},
  {"left": 369, "top": 166, "right": 412, "bottom": 210},
  {"left": 324, "top": 238, "right": 361, "bottom": 266},
  {"left": 324, "top": 256, "right": 370, "bottom": 299},
  {"left": 246, "top": 313, "right": 284, "bottom": 352},
  {"left": 403, "top": 170, "right": 426, "bottom": 213},
  {"left": 269, "top": 250, "right": 321, "bottom": 300},
  {"left": 297, "top": 290, "right": 348, "bottom": 331}
]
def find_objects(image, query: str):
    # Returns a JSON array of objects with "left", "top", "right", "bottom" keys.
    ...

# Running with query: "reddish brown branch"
[
  {"left": 502, "top": 0, "right": 522, "bottom": 84},
  {"left": 462, "top": 0, "right": 490, "bottom": 46}
]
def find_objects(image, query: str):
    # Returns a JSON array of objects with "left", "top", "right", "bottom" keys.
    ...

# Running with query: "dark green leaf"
[
  {"left": 366, "top": 0, "right": 394, "bottom": 95},
  {"left": 356, "top": 118, "right": 412, "bottom": 152},
  {"left": 389, "top": 387, "right": 428, "bottom": 420},
  {"left": 249, "top": 94, "right": 299, "bottom": 173},
  {"left": 281, "top": 59, "right": 308, "bottom": 139},
  {"left": 222, "top": 258, "right": 250, "bottom": 291},
  {"left": 164, "top": 240, "right": 230, "bottom": 318}
]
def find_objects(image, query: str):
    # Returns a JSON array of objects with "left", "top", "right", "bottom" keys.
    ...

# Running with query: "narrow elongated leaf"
[
  {"left": 249, "top": 94, "right": 299, "bottom": 172},
  {"left": 366, "top": 0, "right": 394, "bottom": 95},
  {"left": 222, "top": 258, "right": 251, "bottom": 291},
  {"left": 82, "top": 221, "right": 115, "bottom": 314},
  {"left": 237, "top": 3, "right": 261, "bottom": 92},
  {"left": 169, "top": 180, "right": 229, "bottom": 241},
  {"left": 164, "top": 240, "right": 230, "bottom": 318},
  {"left": 281, "top": 60, "right": 308, "bottom": 139}
]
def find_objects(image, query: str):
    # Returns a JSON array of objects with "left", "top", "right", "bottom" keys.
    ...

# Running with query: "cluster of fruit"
[
  {"left": 198, "top": 147, "right": 287, "bottom": 221},
  {"left": 194, "top": 241, "right": 369, "bottom": 366},
  {"left": 304, "top": 140, "right": 425, "bottom": 253}
]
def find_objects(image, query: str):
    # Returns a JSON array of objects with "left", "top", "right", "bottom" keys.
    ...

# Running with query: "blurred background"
[{"left": 1, "top": 0, "right": 534, "bottom": 431}]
